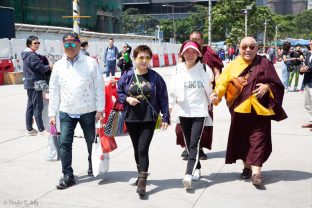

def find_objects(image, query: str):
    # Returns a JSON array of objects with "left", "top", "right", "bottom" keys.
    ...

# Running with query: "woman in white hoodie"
[{"left": 169, "top": 41, "right": 214, "bottom": 190}]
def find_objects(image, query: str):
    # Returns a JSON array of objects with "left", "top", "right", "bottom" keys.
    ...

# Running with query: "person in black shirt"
[
  {"left": 281, "top": 42, "right": 293, "bottom": 91},
  {"left": 289, "top": 44, "right": 304, "bottom": 91},
  {"left": 117, "top": 45, "right": 170, "bottom": 198},
  {"left": 117, "top": 43, "right": 133, "bottom": 75}
]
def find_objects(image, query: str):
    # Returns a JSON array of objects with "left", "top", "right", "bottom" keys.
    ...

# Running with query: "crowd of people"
[{"left": 21, "top": 31, "right": 312, "bottom": 198}]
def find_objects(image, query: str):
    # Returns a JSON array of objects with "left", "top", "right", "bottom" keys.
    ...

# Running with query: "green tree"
[
  {"left": 248, "top": 6, "right": 276, "bottom": 43},
  {"left": 211, "top": 0, "right": 254, "bottom": 44},
  {"left": 293, "top": 10, "right": 312, "bottom": 39},
  {"left": 160, "top": 5, "right": 209, "bottom": 43},
  {"left": 159, "top": 19, "right": 173, "bottom": 42},
  {"left": 121, "top": 8, "right": 158, "bottom": 35}
]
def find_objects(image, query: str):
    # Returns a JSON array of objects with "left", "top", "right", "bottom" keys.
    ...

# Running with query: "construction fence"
[{"left": 0, "top": 37, "right": 181, "bottom": 74}]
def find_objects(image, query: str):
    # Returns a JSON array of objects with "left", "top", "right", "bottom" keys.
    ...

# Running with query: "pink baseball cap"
[{"left": 181, "top": 41, "right": 202, "bottom": 57}]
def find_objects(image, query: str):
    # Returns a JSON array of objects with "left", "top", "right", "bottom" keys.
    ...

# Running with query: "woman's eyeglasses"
[
  {"left": 137, "top": 56, "right": 151, "bottom": 62},
  {"left": 64, "top": 42, "right": 77, "bottom": 49},
  {"left": 33, "top": 42, "right": 40, "bottom": 45},
  {"left": 241, "top": 45, "right": 256, "bottom": 50}
]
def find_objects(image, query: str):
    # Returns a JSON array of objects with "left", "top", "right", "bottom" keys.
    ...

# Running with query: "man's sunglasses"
[
  {"left": 241, "top": 45, "right": 256, "bottom": 50},
  {"left": 64, "top": 42, "right": 77, "bottom": 49}
]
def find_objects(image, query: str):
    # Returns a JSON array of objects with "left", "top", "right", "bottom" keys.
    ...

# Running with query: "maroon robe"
[
  {"left": 225, "top": 56, "right": 287, "bottom": 166},
  {"left": 176, "top": 46, "right": 223, "bottom": 149},
  {"left": 202, "top": 46, "right": 224, "bottom": 71}
]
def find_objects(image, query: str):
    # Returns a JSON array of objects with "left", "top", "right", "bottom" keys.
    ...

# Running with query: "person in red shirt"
[{"left": 228, "top": 45, "right": 235, "bottom": 60}]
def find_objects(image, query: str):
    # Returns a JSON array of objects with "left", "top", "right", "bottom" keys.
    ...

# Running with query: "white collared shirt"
[{"left": 48, "top": 54, "right": 105, "bottom": 117}]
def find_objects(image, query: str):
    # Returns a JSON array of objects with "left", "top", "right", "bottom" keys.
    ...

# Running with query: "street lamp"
[
  {"left": 241, "top": 5, "right": 252, "bottom": 37},
  {"left": 263, "top": 19, "right": 267, "bottom": 53},
  {"left": 156, "top": 25, "right": 163, "bottom": 44},
  {"left": 274, "top": 25, "right": 278, "bottom": 57},
  {"left": 208, "top": 0, "right": 212, "bottom": 46},
  {"left": 162, "top": 4, "right": 176, "bottom": 43}
]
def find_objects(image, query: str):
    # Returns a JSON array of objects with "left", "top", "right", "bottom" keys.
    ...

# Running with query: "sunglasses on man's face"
[
  {"left": 241, "top": 45, "right": 256, "bottom": 50},
  {"left": 64, "top": 42, "right": 77, "bottom": 49},
  {"left": 33, "top": 42, "right": 40, "bottom": 45}
]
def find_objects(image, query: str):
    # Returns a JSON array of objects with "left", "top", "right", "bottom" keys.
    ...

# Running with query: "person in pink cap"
[{"left": 169, "top": 41, "right": 214, "bottom": 190}]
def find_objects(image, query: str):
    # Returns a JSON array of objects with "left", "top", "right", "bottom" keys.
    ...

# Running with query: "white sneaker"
[
  {"left": 38, "top": 130, "right": 50, "bottom": 137},
  {"left": 25, "top": 129, "right": 38, "bottom": 136},
  {"left": 182, "top": 174, "right": 192, "bottom": 189},
  {"left": 192, "top": 169, "right": 201, "bottom": 181}
]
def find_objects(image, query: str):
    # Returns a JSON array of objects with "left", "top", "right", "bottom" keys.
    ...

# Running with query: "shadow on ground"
[{"left": 201, "top": 169, "right": 312, "bottom": 190}]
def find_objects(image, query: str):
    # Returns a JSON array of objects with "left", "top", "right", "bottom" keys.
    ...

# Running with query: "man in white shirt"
[{"left": 49, "top": 32, "right": 104, "bottom": 189}]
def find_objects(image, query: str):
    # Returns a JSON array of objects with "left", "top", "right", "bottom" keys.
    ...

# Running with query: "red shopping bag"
[{"left": 98, "top": 127, "right": 117, "bottom": 153}]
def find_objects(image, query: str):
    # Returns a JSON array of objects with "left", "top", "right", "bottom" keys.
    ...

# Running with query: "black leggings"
[
  {"left": 180, "top": 117, "right": 205, "bottom": 175},
  {"left": 125, "top": 121, "right": 156, "bottom": 172}
]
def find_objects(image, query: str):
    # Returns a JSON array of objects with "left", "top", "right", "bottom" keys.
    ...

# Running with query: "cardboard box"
[{"left": 4, "top": 72, "right": 23, "bottom": 85}]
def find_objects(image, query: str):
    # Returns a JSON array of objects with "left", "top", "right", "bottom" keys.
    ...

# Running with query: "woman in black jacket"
[{"left": 21, "top": 35, "right": 52, "bottom": 136}]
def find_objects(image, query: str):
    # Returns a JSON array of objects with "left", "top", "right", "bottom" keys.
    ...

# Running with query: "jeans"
[
  {"left": 125, "top": 121, "right": 155, "bottom": 173},
  {"left": 59, "top": 111, "right": 96, "bottom": 177},
  {"left": 281, "top": 61, "right": 290, "bottom": 89},
  {"left": 26, "top": 89, "right": 44, "bottom": 131},
  {"left": 106, "top": 60, "right": 116, "bottom": 77},
  {"left": 179, "top": 117, "right": 205, "bottom": 175}
]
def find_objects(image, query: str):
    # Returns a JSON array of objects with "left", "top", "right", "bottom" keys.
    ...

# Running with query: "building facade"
[
  {"left": 256, "top": 0, "right": 267, "bottom": 6},
  {"left": 266, "top": 0, "right": 308, "bottom": 15},
  {"left": 122, "top": 0, "right": 218, "bottom": 19},
  {"left": 308, "top": 0, "right": 312, "bottom": 9},
  {"left": 0, "top": 0, "right": 122, "bottom": 33}
]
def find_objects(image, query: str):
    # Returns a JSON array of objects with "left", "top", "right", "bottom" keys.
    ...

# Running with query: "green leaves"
[{"left": 121, "top": 2, "right": 312, "bottom": 45}]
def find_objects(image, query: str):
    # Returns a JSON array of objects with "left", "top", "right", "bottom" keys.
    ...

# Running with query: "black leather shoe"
[
  {"left": 56, "top": 176, "right": 76, "bottom": 190},
  {"left": 181, "top": 149, "right": 188, "bottom": 157},
  {"left": 199, "top": 149, "right": 208, "bottom": 160},
  {"left": 181, "top": 149, "right": 189, "bottom": 160},
  {"left": 88, "top": 168, "right": 94, "bottom": 177},
  {"left": 240, "top": 168, "right": 252, "bottom": 179}
]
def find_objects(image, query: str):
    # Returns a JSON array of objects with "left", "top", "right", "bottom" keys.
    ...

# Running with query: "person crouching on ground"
[
  {"left": 117, "top": 45, "right": 170, "bottom": 197},
  {"left": 169, "top": 41, "right": 214, "bottom": 190}
]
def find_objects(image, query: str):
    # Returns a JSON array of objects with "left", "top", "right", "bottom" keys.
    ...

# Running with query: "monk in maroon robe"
[{"left": 210, "top": 37, "right": 287, "bottom": 186}]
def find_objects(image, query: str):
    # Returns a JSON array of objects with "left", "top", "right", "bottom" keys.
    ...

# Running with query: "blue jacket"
[
  {"left": 21, "top": 49, "right": 50, "bottom": 89},
  {"left": 117, "top": 68, "right": 170, "bottom": 123}
]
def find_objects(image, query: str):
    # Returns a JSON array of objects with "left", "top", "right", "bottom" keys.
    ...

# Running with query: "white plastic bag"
[
  {"left": 92, "top": 136, "right": 109, "bottom": 177},
  {"left": 47, "top": 134, "right": 60, "bottom": 161}
]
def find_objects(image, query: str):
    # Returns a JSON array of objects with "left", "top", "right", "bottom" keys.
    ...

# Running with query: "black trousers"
[
  {"left": 26, "top": 89, "right": 44, "bottom": 131},
  {"left": 125, "top": 121, "right": 156, "bottom": 172},
  {"left": 179, "top": 117, "right": 205, "bottom": 175}
]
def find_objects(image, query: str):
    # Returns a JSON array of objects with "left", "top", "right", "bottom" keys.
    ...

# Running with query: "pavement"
[{"left": 0, "top": 63, "right": 311, "bottom": 208}]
